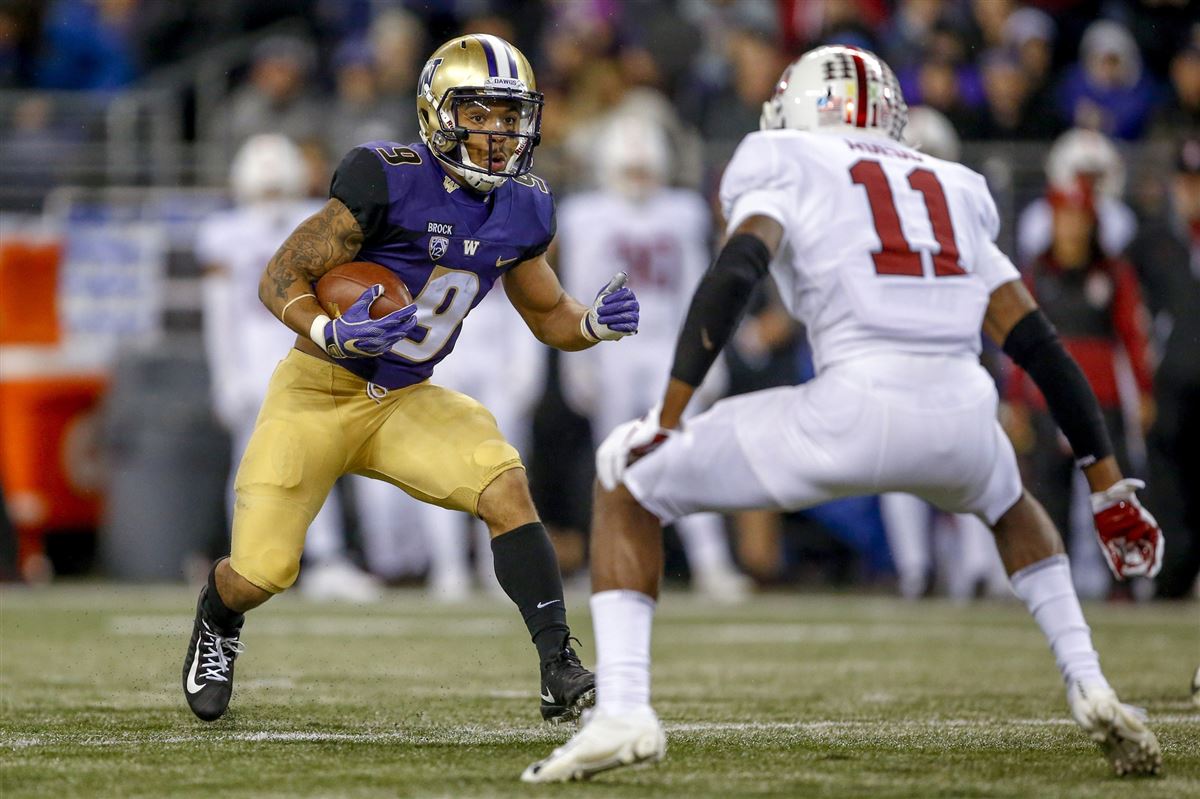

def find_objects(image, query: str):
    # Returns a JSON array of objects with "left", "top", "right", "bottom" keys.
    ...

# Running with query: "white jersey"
[
  {"left": 558, "top": 188, "right": 711, "bottom": 342},
  {"left": 196, "top": 200, "right": 322, "bottom": 423},
  {"left": 721, "top": 130, "right": 1020, "bottom": 373},
  {"left": 557, "top": 188, "right": 724, "bottom": 433},
  {"left": 434, "top": 285, "right": 544, "bottom": 453}
]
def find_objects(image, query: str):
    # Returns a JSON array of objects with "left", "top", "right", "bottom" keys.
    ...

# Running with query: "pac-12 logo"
[{"left": 429, "top": 235, "right": 449, "bottom": 261}]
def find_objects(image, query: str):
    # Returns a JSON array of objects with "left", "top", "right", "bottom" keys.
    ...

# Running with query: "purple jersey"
[{"left": 329, "top": 140, "right": 555, "bottom": 389}]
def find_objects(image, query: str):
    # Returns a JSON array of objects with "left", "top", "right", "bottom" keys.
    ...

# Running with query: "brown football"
[{"left": 316, "top": 261, "right": 413, "bottom": 319}]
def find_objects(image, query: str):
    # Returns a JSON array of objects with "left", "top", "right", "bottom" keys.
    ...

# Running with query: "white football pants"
[{"left": 625, "top": 353, "right": 1022, "bottom": 530}]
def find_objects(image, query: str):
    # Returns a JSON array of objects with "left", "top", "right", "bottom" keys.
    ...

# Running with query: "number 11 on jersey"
[{"left": 850, "top": 159, "right": 966, "bottom": 279}]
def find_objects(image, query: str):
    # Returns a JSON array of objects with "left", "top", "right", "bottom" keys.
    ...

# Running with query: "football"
[{"left": 316, "top": 261, "right": 413, "bottom": 319}]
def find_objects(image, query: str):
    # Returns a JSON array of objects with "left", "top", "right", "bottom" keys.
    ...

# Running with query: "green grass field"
[{"left": 1, "top": 585, "right": 1197, "bottom": 798}]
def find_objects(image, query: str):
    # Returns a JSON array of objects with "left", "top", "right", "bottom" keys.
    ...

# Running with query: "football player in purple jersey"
[{"left": 182, "top": 34, "right": 639, "bottom": 726}]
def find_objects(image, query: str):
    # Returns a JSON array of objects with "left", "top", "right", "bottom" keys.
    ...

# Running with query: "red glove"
[{"left": 1090, "top": 479, "right": 1164, "bottom": 579}]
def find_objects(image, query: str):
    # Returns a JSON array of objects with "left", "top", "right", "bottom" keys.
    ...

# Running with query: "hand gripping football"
[{"left": 316, "top": 261, "right": 413, "bottom": 319}]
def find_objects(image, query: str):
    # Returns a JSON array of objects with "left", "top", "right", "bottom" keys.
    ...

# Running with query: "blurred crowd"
[
  {"left": 0, "top": 0, "right": 1197, "bottom": 601},
  {"left": 2, "top": 1, "right": 1198, "bottom": 188}
]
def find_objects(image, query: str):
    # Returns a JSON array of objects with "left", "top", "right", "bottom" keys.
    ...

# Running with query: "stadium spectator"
[
  {"left": 612, "top": 0, "right": 702, "bottom": 100},
  {"left": 1150, "top": 43, "right": 1200, "bottom": 141},
  {"left": 1007, "top": 173, "right": 1155, "bottom": 598},
  {"left": 33, "top": 0, "right": 138, "bottom": 90},
  {"left": 1055, "top": 19, "right": 1161, "bottom": 141},
  {"left": 1128, "top": 137, "right": 1200, "bottom": 599},
  {"left": 969, "top": 0, "right": 1017, "bottom": 51},
  {"left": 899, "top": 20, "right": 985, "bottom": 106},
  {"left": 677, "top": 1, "right": 776, "bottom": 127},
  {"left": 908, "top": 54, "right": 982, "bottom": 139},
  {"left": 879, "top": 0, "right": 951, "bottom": 73},
  {"left": 779, "top": 0, "right": 888, "bottom": 53},
  {"left": 1002, "top": 6, "right": 1059, "bottom": 135},
  {"left": 366, "top": 7, "right": 423, "bottom": 118},
  {"left": 1123, "top": 0, "right": 1199, "bottom": 81},
  {"left": 694, "top": 20, "right": 787, "bottom": 153},
  {"left": 976, "top": 48, "right": 1058, "bottom": 140},
  {"left": 0, "top": 1, "right": 42, "bottom": 88},
  {"left": 325, "top": 37, "right": 403, "bottom": 160},
  {"left": 206, "top": 34, "right": 324, "bottom": 161}
]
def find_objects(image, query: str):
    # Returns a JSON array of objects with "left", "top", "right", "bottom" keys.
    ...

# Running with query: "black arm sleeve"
[
  {"left": 1002, "top": 309, "right": 1114, "bottom": 467},
  {"left": 669, "top": 232, "right": 772, "bottom": 387},
  {"left": 329, "top": 148, "right": 390, "bottom": 246}
]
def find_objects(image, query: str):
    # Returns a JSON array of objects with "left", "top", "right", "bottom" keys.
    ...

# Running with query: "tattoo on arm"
[{"left": 260, "top": 199, "right": 364, "bottom": 324}]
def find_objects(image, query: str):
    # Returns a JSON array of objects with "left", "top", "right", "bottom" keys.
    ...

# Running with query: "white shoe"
[
  {"left": 1067, "top": 681, "right": 1162, "bottom": 776},
  {"left": 1191, "top": 665, "right": 1200, "bottom": 709},
  {"left": 521, "top": 706, "right": 666, "bottom": 782},
  {"left": 691, "top": 567, "right": 752, "bottom": 603},
  {"left": 300, "top": 560, "right": 384, "bottom": 603}
]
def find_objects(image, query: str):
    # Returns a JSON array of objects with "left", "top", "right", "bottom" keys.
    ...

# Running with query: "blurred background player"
[
  {"left": 1017, "top": 129, "right": 1137, "bottom": 269},
  {"left": 196, "top": 133, "right": 382, "bottom": 603},
  {"left": 879, "top": 105, "right": 1008, "bottom": 600},
  {"left": 1007, "top": 144, "right": 1154, "bottom": 599},
  {"left": 557, "top": 112, "right": 750, "bottom": 601}
]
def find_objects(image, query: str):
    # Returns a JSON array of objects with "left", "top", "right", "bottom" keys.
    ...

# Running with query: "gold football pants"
[{"left": 230, "top": 349, "right": 523, "bottom": 593}]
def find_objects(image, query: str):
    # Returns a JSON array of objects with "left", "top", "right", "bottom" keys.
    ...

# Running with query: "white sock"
[
  {"left": 591, "top": 589, "right": 655, "bottom": 715},
  {"left": 676, "top": 513, "right": 735, "bottom": 574},
  {"left": 1010, "top": 554, "right": 1109, "bottom": 689}
]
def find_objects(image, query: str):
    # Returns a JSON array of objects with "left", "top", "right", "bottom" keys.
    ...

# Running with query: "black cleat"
[
  {"left": 540, "top": 638, "right": 596, "bottom": 724},
  {"left": 182, "top": 587, "right": 245, "bottom": 721}
]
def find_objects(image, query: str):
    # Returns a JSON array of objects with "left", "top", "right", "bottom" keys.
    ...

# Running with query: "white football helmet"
[
  {"left": 761, "top": 45, "right": 907, "bottom": 142},
  {"left": 903, "top": 106, "right": 961, "bottom": 161},
  {"left": 1045, "top": 128, "right": 1125, "bottom": 199},
  {"left": 229, "top": 134, "right": 307, "bottom": 204},
  {"left": 596, "top": 113, "right": 670, "bottom": 201}
]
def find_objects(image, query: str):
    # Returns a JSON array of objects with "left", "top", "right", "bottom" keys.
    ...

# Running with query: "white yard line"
[
  {"left": 109, "top": 616, "right": 502, "bottom": 637},
  {"left": 5, "top": 716, "right": 1196, "bottom": 750},
  {"left": 106, "top": 616, "right": 1037, "bottom": 643}
]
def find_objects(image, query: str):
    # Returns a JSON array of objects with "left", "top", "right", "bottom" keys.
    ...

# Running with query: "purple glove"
[
  {"left": 581, "top": 272, "right": 639, "bottom": 342},
  {"left": 320, "top": 284, "right": 418, "bottom": 358}
]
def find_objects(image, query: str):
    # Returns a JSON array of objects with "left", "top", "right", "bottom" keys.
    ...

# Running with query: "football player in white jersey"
[
  {"left": 524, "top": 46, "right": 1164, "bottom": 782},
  {"left": 558, "top": 112, "right": 749, "bottom": 601},
  {"left": 198, "top": 134, "right": 382, "bottom": 602}
]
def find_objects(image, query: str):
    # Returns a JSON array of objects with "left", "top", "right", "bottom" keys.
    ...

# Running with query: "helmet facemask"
[{"left": 426, "top": 87, "right": 543, "bottom": 192}]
